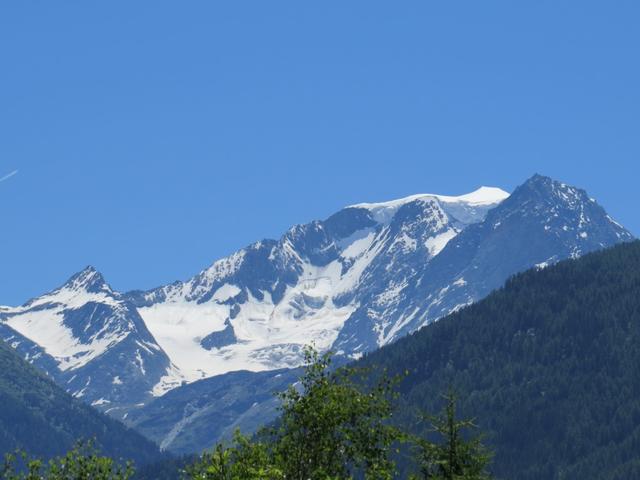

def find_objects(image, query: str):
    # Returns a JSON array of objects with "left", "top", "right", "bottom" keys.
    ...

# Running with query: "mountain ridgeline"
[
  {"left": 358, "top": 240, "right": 640, "bottom": 479},
  {"left": 0, "top": 174, "right": 634, "bottom": 456}
]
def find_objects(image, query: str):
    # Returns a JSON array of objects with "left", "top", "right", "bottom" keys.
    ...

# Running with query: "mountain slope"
[
  {"left": 127, "top": 368, "right": 300, "bottom": 454},
  {"left": 0, "top": 337, "right": 164, "bottom": 465},
  {"left": 357, "top": 240, "right": 640, "bottom": 479}
]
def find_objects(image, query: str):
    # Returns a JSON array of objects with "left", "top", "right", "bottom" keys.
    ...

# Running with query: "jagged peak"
[
  {"left": 489, "top": 175, "right": 633, "bottom": 241},
  {"left": 512, "top": 175, "right": 592, "bottom": 207},
  {"left": 527, "top": 172, "right": 550, "bottom": 183},
  {"left": 520, "top": 173, "right": 581, "bottom": 192},
  {"left": 64, "top": 266, "right": 112, "bottom": 294}
]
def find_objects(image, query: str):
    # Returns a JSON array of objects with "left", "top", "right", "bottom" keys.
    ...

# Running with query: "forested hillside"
[
  {"left": 359, "top": 240, "right": 640, "bottom": 479},
  {"left": 0, "top": 338, "right": 164, "bottom": 466}
]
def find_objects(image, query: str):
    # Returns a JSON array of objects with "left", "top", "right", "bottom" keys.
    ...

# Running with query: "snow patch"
[
  {"left": 142, "top": 259, "right": 360, "bottom": 383},
  {"left": 212, "top": 284, "right": 241, "bottom": 302},
  {"left": 339, "top": 230, "right": 375, "bottom": 259},
  {"left": 425, "top": 229, "right": 458, "bottom": 257},
  {"left": 4, "top": 307, "right": 131, "bottom": 371}
]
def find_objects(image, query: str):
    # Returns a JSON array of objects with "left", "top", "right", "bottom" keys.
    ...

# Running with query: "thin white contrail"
[{"left": 0, "top": 170, "right": 18, "bottom": 183}]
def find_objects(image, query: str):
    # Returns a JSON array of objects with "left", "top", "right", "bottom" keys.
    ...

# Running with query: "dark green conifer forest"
[
  {"left": 360, "top": 240, "right": 640, "bottom": 479},
  {"left": 0, "top": 337, "right": 163, "bottom": 467}
]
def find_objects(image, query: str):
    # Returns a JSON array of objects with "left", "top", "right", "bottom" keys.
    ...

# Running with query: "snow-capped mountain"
[
  {"left": 0, "top": 268, "right": 172, "bottom": 417},
  {"left": 0, "top": 175, "right": 633, "bottom": 424},
  {"left": 333, "top": 174, "right": 634, "bottom": 353},
  {"left": 125, "top": 185, "right": 509, "bottom": 389}
]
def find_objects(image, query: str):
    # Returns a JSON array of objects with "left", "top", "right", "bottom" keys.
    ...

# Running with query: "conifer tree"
[{"left": 412, "top": 391, "right": 492, "bottom": 480}]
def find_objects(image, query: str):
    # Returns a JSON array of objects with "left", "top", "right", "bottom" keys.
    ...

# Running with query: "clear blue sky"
[{"left": 1, "top": 1, "right": 638, "bottom": 305}]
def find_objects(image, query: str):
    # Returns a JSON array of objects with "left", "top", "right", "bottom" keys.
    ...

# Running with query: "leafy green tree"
[
  {"left": 187, "top": 346, "right": 402, "bottom": 480},
  {"left": 412, "top": 391, "right": 492, "bottom": 480},
  {"left": 185, "top": 432, "right": 282, "bottom": 480},
  {"left": 1, "top": 442, "right": 134, "bottom": 480},
  {"left": 271, "top": 347, "right": 401, "bottom": 479}
]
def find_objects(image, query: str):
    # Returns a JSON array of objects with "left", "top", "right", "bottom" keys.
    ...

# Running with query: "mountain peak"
[
  {"left": 80, "top": 265, "right": 98, "bottom": 275},
  {"left": 489, "top": 175, "right": 633, "bottom": 250},
  {"left": 64, "top": 266, "right": 111, "bottom": 294},
  {"left": 512, "top": 174, "right": 587, "bottom": 203},
  {"left": 528, "top": 173, "right": 550, "bottom": 182},
  {"left": 521, "top": 173, "right": 580, "bottom": 192}
]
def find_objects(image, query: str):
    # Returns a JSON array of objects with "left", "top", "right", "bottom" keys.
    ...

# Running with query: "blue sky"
[{"left": 1, "top": 1, "right": 638, "bottom": 305}]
